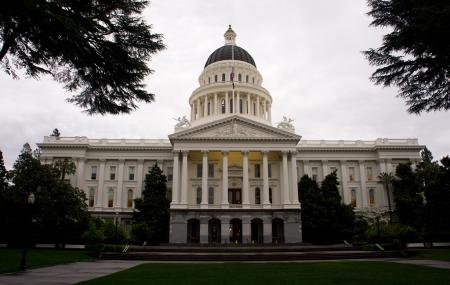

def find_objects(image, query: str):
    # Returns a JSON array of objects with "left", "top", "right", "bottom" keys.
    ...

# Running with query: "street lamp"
[{"left": 19, "top": 192, "right": 35, "bottom": 270}]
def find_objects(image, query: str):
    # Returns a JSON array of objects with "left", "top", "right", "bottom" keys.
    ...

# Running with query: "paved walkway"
[
  {"left": 0, "top": 258, "right": 449, "bottom": 285},
  {"left": 0, "top": 260, "right": 145, "bottom": 285}
]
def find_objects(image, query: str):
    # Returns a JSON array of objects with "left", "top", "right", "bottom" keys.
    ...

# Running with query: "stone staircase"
[{"left": 100, "top": 245, "right": 409, "bottom": 261}]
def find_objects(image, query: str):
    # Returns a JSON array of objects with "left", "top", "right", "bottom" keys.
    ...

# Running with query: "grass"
[
  {"left": 76, "top": 262, "right": 450, "bottom": 285},
  {"left": 0, "top": 248, "right": 95, "bottom": 274},
  {"left": 416, "top": 248, "right": 450, "bottom": 261}
]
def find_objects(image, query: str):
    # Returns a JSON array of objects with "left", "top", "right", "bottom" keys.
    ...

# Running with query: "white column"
[
  {"left": 340, "top": 160, "right": 349, "bottom": 204},
  {"left": 264, "top": 100, "right": 268, "bottom": 119},
  {"left": 214, "top": 93, "right": 218, "bottom": 115},
  {"left": 180, "top": 151, "right": 188, "bottom": 205},
  {"left": 359, "top": 160, "right": 368, "bottom": 208},
  {"left": 116, "top": 159, "right": 125, "bottom": 208},
  {"left": 268, "top": 103, "right": 271, "bottom": 122},
  {"left": 247, "top": 94, "right": 250, "bottom": 114},
  {"left": 136, "top": 159, "right": 144, "bottom": 198},
  {"left": 190, "top": 104, "right": 194, "bottom": 121},
  {"left": 242, "top": 151, "right": 250, "bottom": 207},
  {"left": 204, "top": 96, "right": 208, "bottom": 116},
  {"left": 262, "top": 151, "right": 270, "bottom": 207},
  {"left": 282, "top": 151, "right": 290, "bottom": 205},
  {"left": 76, "top": 158, "right": 85, "bottom": 189},
  {"left": 196, "top": 99, "right": 200, "bottom": 119},
  {"left": 225, "top": 92, "right": 229, "bottom": 114},
  {"left": 379, "top": 159, "right": 386, "bottom": 173},
  {"left": 171, "top": 153, "right": 180, "bottom": 205},
  {"left": 386, "top": 159, "right": 393, "bottom": 173},
  {"left": 290, "top": 152, "right": 299, "bottom": 205},
  {"left": 256, "top": 96, "right": 260, "bottom": 117},
  {"left": 236, "top": 92, "right": 240, "bottom": 114},
  {"left": 201, "top": 150, "right": 208, "bottom": 207},
  {"left": 96, "top": 159, "right": 106, "bottom": 207},
  {"left": 221, "top": 151, "right": 229, "bottom": 207}
]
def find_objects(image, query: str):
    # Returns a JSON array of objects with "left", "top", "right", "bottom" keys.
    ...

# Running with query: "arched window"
[
  {"left": 239, "top": 99, "right": 243, "bottom": 113},
  {"left": 255, "top": 187, "right": 261, "bottom": 204},
  {"left": 196, "top": 187, "right": 201, "bottom": 204},
  {"left": 350, "top": 189, "right": 357, "bottom": 208},
  {"left": 88, "top": 187, "right": 95, "bottom": 207},
  {"left": 207, "top": 102, "right": 211, "bottom": 115},
  {"left": 208, "top": 187, "right": 214, "bottom": 204},
  {"left": 269, "top": 188, "right": 273, "bottom": 204},
  {"left": 222, "top": 73, "right": 225, "bottom": 82},
  {"left": 238, "top": 73, "right": 242, "bottom": 82},
  {"left": 252, "top": 77, "right": 255, "bottom": 84},
  {"left": 127, "top": 189, "right": 133, "bottom": 208},
  {"left": 246, "top": 75, "right": 249, "bottom": 83},
  {"left": 369, "top": 188, "right": 375, "bottom": 206},
  {"left": 208, "top": 77, "right": 211, "bottom": 84},
  {"left": 221, "top": 99, "right": 226, "bottom": 113},
  {"left": 108, "top": 188, "right": 114, "bottom": 207},
  {"left": 214, "top": 75, "right": 218, "bottom": 82},
  {"left": 230, "top": 99, "right": 233, "bottom": 113}
]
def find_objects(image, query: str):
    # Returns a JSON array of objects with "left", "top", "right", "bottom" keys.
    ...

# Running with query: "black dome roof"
[{"left": 204, "top": 45, "right": 256, "bottom": 68}]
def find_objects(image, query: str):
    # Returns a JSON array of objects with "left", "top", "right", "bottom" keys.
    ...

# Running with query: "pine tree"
[
  {"left": 132, "top": 163, "right": 170, "bottom": 245},
  {"left": 0, "top": 150, "right": 8, "bottom": 191}
]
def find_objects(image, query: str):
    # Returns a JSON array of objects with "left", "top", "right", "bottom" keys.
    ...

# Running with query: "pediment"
[{"left": 169, "top": 116, "right": 301, "bottom": 142}]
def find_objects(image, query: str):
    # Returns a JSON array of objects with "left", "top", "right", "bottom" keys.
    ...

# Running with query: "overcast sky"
[{"left": 1, "top": 0, "right": 449, "bottom": 169}]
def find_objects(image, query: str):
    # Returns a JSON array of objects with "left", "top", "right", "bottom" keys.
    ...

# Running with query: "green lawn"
[
  {"left": 77, "top": 262, "right": 450, "bottom": 285},
  {"left": 0, "top": 248, "right": 94, "bottom": 274},
  {"left": 416, "top": 248, "right": 450, "bottom": 261}
]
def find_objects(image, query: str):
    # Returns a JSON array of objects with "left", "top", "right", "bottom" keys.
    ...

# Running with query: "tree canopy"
[
  {"left": 0, "top": 0, "right": 165, "bottom": 115},
  {"left": 364, "top": 0, "right": 450, "bottom": 114}
]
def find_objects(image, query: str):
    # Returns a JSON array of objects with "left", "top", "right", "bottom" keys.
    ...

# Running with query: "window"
[
  {"left": 246, "top": 75, "right": 249, "bottom": 83},
  {"left": 208, "top": 77, "right": 210, "bottom": 84},
  {"left": 311, "top": 167, "right": 318, "bottom": 182},
  {"left": 208, "top": 187, "right": 214, "bottom": 204},
  {"left": 109, "top": 166, "right": 116, "bottom": 180},
  {"left": 350, "top": 189, "right": 357, "bottom": 208},
  {"left": 167, "top": 167, "right": 173, "bottom": 181},
  {"left": 239, "top": 99, "right": 243, "bottom": 113},
  {"left": 230, "top": 99, "right": 233, "bottom": 113},
  {"left": 253, "top": 102, "right": 256, "bottom": 115},
  {"left": 252, "top": 77, "right": 255, "bottom": 84},
  {"left": 366, "top": 167, "right": 373, "bottom": 181},
  {"left": 268, "top": 164, "right": 272, "bottom": 178},
  {"left": 208, "top": 164, "right": 214, "bottom": 178},
  {"left": 222, "top": 73, "right": 225, "bottom": 82},
  {"left": 255, "top": 188, "right": 261, "bottom": 204},
  {"left": 238, "top": 73, "right": 242, "bottom": 82},
  {"left": 197, "top": 164, "right": 202, "bottom": 178},
  {"left": 369, "top": 188, "right": 375, "bottom": 206},
  {"left": 207, "top": 102, "right": 211, "bottom": 115},
  {"left": 221, "top": 99, "right": 226, "bottom": 113},
  {"left": 108, "top": 188, "right": 114, "bottom": 207},
  {"left": 254, "top": 164, "right": 261, "bottom": 178},
  {"left": 196, "top": 187, "right": 201, "bottom": 204},
  {"left": 269, "top": 188, "right": 272, "bottom": 204},
  {"left": 127, "top": 189, "right": 134, "bottom": 208},
  {"left": 349, "top": 167, "right": 355, "bottom": 182},
  {"left": 214, "top": 75, "right": 217, "bottom": 82},
  {"left": 88, "top": 187, "right": 95, "bottom": 207},
  {"left": 91, "top": 166, "right": 97, "bottom": 180},
  {"left": 128, "top": 166, "right": 135, "bottom": 180}
]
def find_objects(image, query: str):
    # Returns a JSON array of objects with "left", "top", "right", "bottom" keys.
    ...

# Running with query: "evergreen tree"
[
  {"left": 0, "top": 150, "right": 8, "bottom": 191},
  {"left": 378, "top": 172, "right": 395, "bottom": 224},
  {"left": 132, "top": 163, "right": 170, "bottom": 245},
  {"left": 364, "top": 0, "right": 450, "bottom": 114},
  {"left": 299, "top": 171, "right": 354, "bottom": 244},
  {"left": 0, "top": 0, "right": 165, "bottom": 114},
  {"left": 53, "top": 158, "right": 76, "bottom": 181},
  {"left": 392, "top": 163, "right": 424, "bottom": 230}
]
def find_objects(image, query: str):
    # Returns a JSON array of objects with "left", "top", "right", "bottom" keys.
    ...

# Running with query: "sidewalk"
[
  {"left": 387, "top": 259, "right": 450, "bottom": 270},
  {"left": 0, "top": 260, "right": 145, "bottom": 285}
]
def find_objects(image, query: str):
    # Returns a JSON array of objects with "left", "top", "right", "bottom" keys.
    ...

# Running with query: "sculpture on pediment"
[
  {"left": 174, "top": 116, "right": 191, "bottom": 129},
  {"left": 277, "top": 116, "right": 295, "bottom": 132}
]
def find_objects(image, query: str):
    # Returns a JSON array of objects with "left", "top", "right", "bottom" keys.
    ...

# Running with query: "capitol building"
[{"left": 38, "top": 26, "right": 423, "bottom": 244}]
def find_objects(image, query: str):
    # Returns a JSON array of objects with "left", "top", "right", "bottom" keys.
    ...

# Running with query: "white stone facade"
[{"left": 37, "top": 26, "right": 423, "bottom": 244}]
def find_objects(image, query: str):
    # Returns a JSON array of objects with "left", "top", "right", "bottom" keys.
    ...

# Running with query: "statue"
[
  {"left": 174, "top": 116, "right": 191, "bottom": 129},
  {"left": 276, "top": 116, "right": 295, "bottom": 131}
]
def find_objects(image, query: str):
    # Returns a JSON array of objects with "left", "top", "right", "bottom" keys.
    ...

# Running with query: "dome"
[{"left": 204, "top": 45, "right": 256, "bottom": 68}]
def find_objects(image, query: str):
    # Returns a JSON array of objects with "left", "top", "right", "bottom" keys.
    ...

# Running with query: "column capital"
[
  {"left": 222, "top": 150, "right": 229, "bottom": 155},
  {"left": 137, "top": 159, "right": 145, "bottom": 163},
  {"left": 181, "top": 150, "right": 189, "bottom": 156},
  {"left": 201, "top": 150, "right": 209, "bottom": 154},
  {"left": 241, "top": 150, "right": 249, "bottom": 155},
  {"left": 281, "top": 150, "right": 289, "bottom": 155},
  {"left": 118, "top": 158, "right": 125, "bottom": 163},
  {"left": 321, "top": 160, "right": 328, "bottom": 163},
  {"left": 358, "top": 160, "right": 366, "bottom": 164},
  {"left": 99, "top": 159, "right": 106, "bottom": 163},
  {"left": 261, "top": 150, "right": 269, "bottom": 155},
  {"left": 340, "top": 160, "right": 347, "bottom": 164}
]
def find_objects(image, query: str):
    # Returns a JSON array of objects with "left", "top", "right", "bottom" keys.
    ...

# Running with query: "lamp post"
[{"left": 19, "top": 192, "right": 35, "bottom": 270}]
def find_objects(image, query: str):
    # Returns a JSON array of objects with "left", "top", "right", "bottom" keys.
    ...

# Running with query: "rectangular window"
[
  {"left": 167, "top": 167, "right": 173, "bottom": 181},
  {"left": 366, "top": 167, "right": 373, "bottom": 181},
  {"left": 128, "top": 166, "right": 135, "bottom": 181},
  {"left": 127, "top": 189, "right": 134, "bottom": 208},
  {"left": 108, "top": 188, "right": 114, "bottom": 207},
  {"left": 312, "top": 167, "right": 318, "bottom": 182},
  {"left": 350, "top": 188, "right": 357, "bottom": 208},
  {"left": 349, "top": 167, "right": 355, "bottom": 182},
  {"left": 88, "top": 187, "right": 95, "bottom": 207},
  {"left": 208, "top": 164, "right": 214, "bottom": 178},
  {"left": 222, "top": 73, "right": 225, "bottom": 82},
  {"left": 254, "top": 164, "right": 261, "bottom": 178},
  {"left": 91, "top": 166, "right": 97, "bottom": 180},
  {"left": 369, "top": 188, "right": 375, "bottom": 205},
  {"left": 109, "top": 166, "right": 116, "bottom": 180},
  {"left": 197, "top": 164, "right": 202, "bottom": 178}
]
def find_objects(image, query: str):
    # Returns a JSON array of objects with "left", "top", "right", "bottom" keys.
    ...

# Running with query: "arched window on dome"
[
  {"left": 246, "top": 75, "right": 249, "bottom": 83},
  {"left": 221, "top": 99, "right": 225, "bottom": 113},
  {"left": 222, "top": 73, "right": 225, "bottom": 82},
  {"left": 230, "top": 99, "right": 233, "bottom": 113},
  {"left": 207, "top": 102, "right": 211, "bottom": 115},
  {"left": 214, "top": 75, "right": 218, "bottom": 83},
  {"left": 208, "top": 77, "right": 211, "bottom": 84},
  {"left": 252, "top": 77, "right": 255, "bottom": 84},
  {"left": 238, "top": 74, "right": 242, "bottom": 82},
  {"left": 239, "top": 99, "right": 243, "bottom": 113}
]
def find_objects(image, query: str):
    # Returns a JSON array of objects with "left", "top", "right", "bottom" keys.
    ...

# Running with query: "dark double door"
[{"left": 228, "top": 188, "right": 241, "bottom": 204}]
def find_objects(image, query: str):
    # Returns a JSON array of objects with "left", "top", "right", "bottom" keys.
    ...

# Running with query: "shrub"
[{"left": 366, "top": 223, "right": 418, "bottom": 244}]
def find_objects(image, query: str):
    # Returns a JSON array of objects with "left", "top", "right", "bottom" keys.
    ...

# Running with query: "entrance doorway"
[
  {"left": 228, "top": 189, "right": 241, "bottom": 204},
  {"left": 187, "top": 219, "right": 200, "bottom": 244},
  {"left": 272, "top": 218, "right": 285, "bottom": 243},
  {"left": 208, "top": 218, "right": 221, "bottom": 244},
  {"left": 251, "top": 218, "right": 264, "bottom": 244},
  {"left": 229, "top": 218, "right": 242, "bottom": 244}
]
